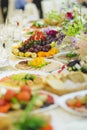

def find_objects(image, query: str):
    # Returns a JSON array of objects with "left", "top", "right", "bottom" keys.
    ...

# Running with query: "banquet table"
[
  {"left": 0, "top": 60, "right": 87, "bottom": 130},
  {"left": 0, "top": 6, "right": 87, "bottom": 128}
]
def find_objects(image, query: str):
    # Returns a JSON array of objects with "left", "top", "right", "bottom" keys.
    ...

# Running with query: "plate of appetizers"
[
  {"left": 59, "top": 90, "right": 87, "bottom": 116},
  {"left": 0, "top": 86, "right": 59, "bottom": 115},
  {"left": 0, "top": 70, "right": 48, "bottom": 91},
  {"left": 10, "top": 58, "right": 63, "bottom": 73}
]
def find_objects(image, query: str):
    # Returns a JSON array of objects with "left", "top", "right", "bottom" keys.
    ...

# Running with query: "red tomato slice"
[
  {"left": 75, "top": 100, "right": 82, "bottom": 108},
  {"left": 0, "top": 103, "right": 11, "bottom": 113},
  {"left": 42, "top": 124, "right": 53, "bottom": 130},
  {"left": 4, "top": 89, "right": 16, "bottom": 101},
  {"left": 0, "top": 98, "right": 7, "bottom": 106},
  {"left": 16, "top": 91, "right": 31, "bottom": 101},
  {"left": 21, "top": 85, "right": 31, "bottom": 94}
]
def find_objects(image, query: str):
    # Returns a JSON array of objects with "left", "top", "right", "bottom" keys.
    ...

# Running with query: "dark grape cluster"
[
  {"left": 18, "top": 44, "right": 51, "bottom": 53},
  {"left": 28, "top": 44, "right": 51, "bottom": 53}
]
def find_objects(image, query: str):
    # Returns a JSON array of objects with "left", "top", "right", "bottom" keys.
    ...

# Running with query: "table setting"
[{"left": 0, "top": 2, "right": 87, "bottom": 130}]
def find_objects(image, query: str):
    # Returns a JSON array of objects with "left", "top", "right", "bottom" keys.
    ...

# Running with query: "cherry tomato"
[
  {"left": 21, "top": 85, "right": 31, "bottom": 94},
  {"left": 0, "top": 103, "right": 11, "bottom": 113},
  {"left": 0, "top": 98, "right": 7, "bottom": 106},
  {"left": 4, "top": 90, "right": 16, "bottom": 101},
  {"left": 16, "top": 91, "right": 31, "bottom": 101},
  {"left": 75, "top": 100, "right": 82, "bottom": 108},
  {"left": 47, "top": 95, "right": 54, "bottom": 104},
  {"left": 42, "top": 124, "right": 53, "bottom": 130}
]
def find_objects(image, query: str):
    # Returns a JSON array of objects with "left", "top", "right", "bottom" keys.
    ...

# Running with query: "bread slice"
[{"left": 44, "top": 72, "right": 87, "bottom": 96}]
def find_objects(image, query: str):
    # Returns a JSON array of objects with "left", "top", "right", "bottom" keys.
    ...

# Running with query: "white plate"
[
  {"left": 0, "top": 70, "right": 48, "bottom": 91},
  {"left": 55, "top": 51, "right": 71, "bottom": 57},
  {"left": 10, "top": 59, "right": 63, "bottom": 73},
  {"left": 0, "top": 59, "right": 9, "bottom": 68},
  {"left": 59, "top": 90, "right": 87, "bottom": 117},
  {"left": 0, "top": 90, "right": 59, "bottom": 116},
  {"left": 54, "top": 51, "right": 75, "bottom": 63}
]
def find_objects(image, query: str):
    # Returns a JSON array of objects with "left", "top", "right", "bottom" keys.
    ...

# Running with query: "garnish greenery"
[
  {"left": 15, "top": 95, "right": 47, "bottom": 130},
  {"left": 66, "top": 52, "right": 78, "bottom": 58},
  {"left": 11, "top": 73, "right": 36, "bottom": 81}
]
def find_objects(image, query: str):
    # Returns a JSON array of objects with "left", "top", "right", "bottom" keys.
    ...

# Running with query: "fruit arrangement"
[
  {"left": 0, "top": 86, "right": 54, "bottom": 113},
  {"left": 12, "top": 30, "right": 60, "bottom": 58},
  {"left": 0, "top": 73, "right": 44, "bottom": 90},
  {"left": 66, "top": 95, "right": 87, "bottom": 113}
]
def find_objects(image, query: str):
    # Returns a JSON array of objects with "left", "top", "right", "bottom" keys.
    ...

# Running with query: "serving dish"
[
  {"left": 59, "top": 90, "right": 87, "bottom": 116},
  {"left": 54, "top": 51, "right": 79, "bottom": 63},
  {"left": 0, "top": 70, "right": 48, "bottom": 91},
  {"left": 10, "top": 58, "right": 63, "bottom": 73}
]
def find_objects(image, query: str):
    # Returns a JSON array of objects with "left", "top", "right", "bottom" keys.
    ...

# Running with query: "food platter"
[
  {"left": 0, "top": 70, "right": 48, "bottom": 91},
  {"left": 59, "top": 90, "right": 87, "bottom": 117},
  {"left": 10, "top": 58, "right": 63, "bottom": 73}
]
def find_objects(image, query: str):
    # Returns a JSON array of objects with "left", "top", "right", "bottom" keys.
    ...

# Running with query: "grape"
[
  {"left": 36, "top": 45, "right": 42, "bottom": 51},
  {"left": 34, "top": 48, "right": 39, "bottom": 53},
  {"left": 29, "top": 47, "right": 34, "bottom": 52},
  {"left": 44, "top": 44, "right": 51, "bottom": 49},
  {"left": 42, "top": 47, "right": 46, "bottom": 52},
  {"left": 45, "top": 48, "right": 49, "bottom": 52},
  {"left": 18, "top": 46, "right": 25, "bottom": 52},
  {"left": 33, "top": 44, "right": 38, "bottom": 48},
  {"left": 41, "top": 41, "right": 46, "bottom": 46}
]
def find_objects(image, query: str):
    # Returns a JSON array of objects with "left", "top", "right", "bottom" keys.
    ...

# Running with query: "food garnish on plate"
[
  {"left": 14, "top": 57, "right": 62, "bottom": 72},
  {"left": 66, "top": 94, "right": 87, "bottom": 113},
  {"left": 17, "top": 57, "right": 49, "bottom": 69},
  {"left": 0, "top": 72, "right": 44, "bottom": 90}
]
